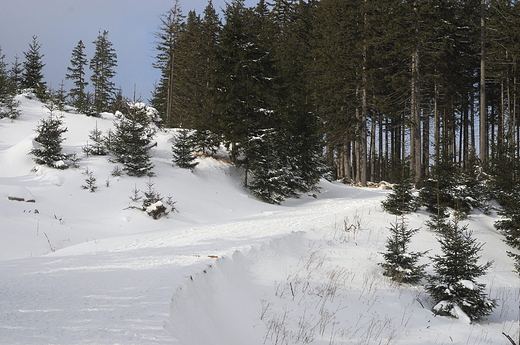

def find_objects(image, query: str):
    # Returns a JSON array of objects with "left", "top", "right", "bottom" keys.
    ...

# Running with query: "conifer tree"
[
  {"left": 83, "top": 122, "right": 107, "bottom": 156},
  {"left": 191, "top": 129, "right": 221, "bottom": 157},
  {"left": 214, "top": 0, "right": 278, "bottom": 159},
  {"left": 244, "top": 129, "right": 293, "bottom": 204},
  {"left": 0, "top": 46, "right": 20, "bottom": 119},
  {"left": 22, "top": 35, "right": 46, "bottom": 99},
  {"left": 382, "top": 158, "right": 417, "bottom": 215},
  {"left": 494, "top": 189, "right": 520, "bottom": 252},
  {"left": 151, "top": 0, "right": 185, "bottom": 127},
  {"left": 90, "top": 31, "right": 117, "bottom": 114},
  {"left": 379, "top": 220, "right": 427, "bottom": 284},
  {"left": 108, "top": 102, "right": 156, "bottom": 177},
  {"left": 426, "top": 219, "right": 497, "bottom": 321},
  {"left": 172, "top": 129, "right": 198, "bottom": 170},
  {"left": 66, "top": 40, "right": 89, "bottom": 113},
  {"left": 9, "top": 55, "right": 23, "bottom": 94},
  {"left": 52, "top": 81, "right": 67, "bottom": 112},
  {"left": 30, "top": 113, "right": 69, "bottom": 169}
]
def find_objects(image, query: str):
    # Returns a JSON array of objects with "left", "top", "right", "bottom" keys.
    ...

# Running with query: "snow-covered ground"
[{"left": 0, "top": 94, "right": 518, "bottom": 344}]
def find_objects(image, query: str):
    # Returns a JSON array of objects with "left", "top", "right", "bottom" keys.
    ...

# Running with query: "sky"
[{"left": 0, "top": 0, "right": 256, "bottom": 103}]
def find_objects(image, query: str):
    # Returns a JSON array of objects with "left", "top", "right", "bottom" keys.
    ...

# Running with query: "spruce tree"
[
  {"left": 30, "top": 113, "right": 69, "bottom": 169},
  {"left": 151, "top": 0, "right": 185, "bottom": 127},
  {"left": 66, "top": 40, "right": 89, "bottom": 113},
  {"left": 83, "top": 122, "right": 107, "bottom": 156},
  {"left": 244, "top": 129, "right": 293, "bottom": 204},
  {"left": 379, "top": 220, "right": 427, "bottom": 284},
  {"left": 426, "top": 219, "right": 497, "bottom": 321},
  {"left": 9, "top": 55, "right": 23, "bottom": 94},
  {"left": 382, "top": 158, "right": 417, "bottom": 215},
  {"left": 90, "top": 31, "right": 117, "bottom": 114},
  {"left": 494, "top": 190, "right": 520, "bottom": 251},
  {"left": 172, "top": 129, "right": 199, "bottom": 170},
  {"left": 0, "top": 47, "right": 20, "bottom": 119},
  {"left": 22, "top": 35, "right": 47, "bottom": 99},
  {"left": 191, "top": 129, "right": 221, "bottom": 157},
  {"left": 108, "top": 102, "right": 156, "bottom": 177}
]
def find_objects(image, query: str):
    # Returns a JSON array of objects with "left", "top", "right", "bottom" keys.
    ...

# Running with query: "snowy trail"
[
  {"left": 1, "top": 95, "right": 518, "bottom": 345},
  {"left": 0, "top": 189, "right": 384, "bottom": 344}
]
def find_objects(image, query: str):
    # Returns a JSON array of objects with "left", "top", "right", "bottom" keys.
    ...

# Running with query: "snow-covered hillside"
[{"left": 0, "top": 95, "right": 518, "bottom": 344}]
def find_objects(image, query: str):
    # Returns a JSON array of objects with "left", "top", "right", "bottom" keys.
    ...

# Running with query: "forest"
[
  {"left": 149, "top": 0, "right": 520, "bottom": 188},
  {"left": 1, "top": 0, "right": 520, "bottom": 270}
]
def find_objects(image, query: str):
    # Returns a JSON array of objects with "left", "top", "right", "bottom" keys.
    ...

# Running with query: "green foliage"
[
  {"left": 494, "top": 190, "right": 520, "bottom": 250},
  {"left": 426, "top": 219, "right": 496, "bottom": 321},
  {"left": 83, "top": 122, "right": 107, "bottom": 156},
  {"left": 108, "top": 102, "right": 156, "bottom": 177},
  {"left": 382, "top": 159, "right": 417, "bottom": 215},
  {"left": 90, "top": 31, "right": 117, "bottom": 114},
  {"left": 242, "top": 129, "right": 294, "bottom": 204},
  {"left": 419, "top": 152, "right": 489, "bottom": 219},
  {"left": 81, "top": 167, "right": 97, "bottom": 192},
  {"left": 22, "top": 35, "right": 47, "bottom": 100},
  {"left": 0, "top": 46, "right": 20, "bottom": 119},
  {"left": 66, "top": 40, "right": 89, "bottom": 113},
  {"left": 191, "top": 129, "right": 221, "bottom": 157},
  {"left": 131, "top": 179, "right": 176, "bottom": 220},
  {"left": 30, "top": 114, "right": 69, "bottom": 169},
  {"left": 151, "top": 0, "right": 186, "bottom": 127},
  {"left": 379, "top": 220, "right": 427, "bottom": 284},
  {"left": 172, "top": 129, "right": 199, "bottom": 170}
]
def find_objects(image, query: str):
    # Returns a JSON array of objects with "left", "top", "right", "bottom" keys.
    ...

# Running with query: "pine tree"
[
  {"left": 244, "top": 129, "right": 293, "bottom": 204},
  {"left": 379, "top": 220, "right": 427, "bottom": 284},
  {"left": 191, "top": 129, "right": 221, "bottom": 157},
  {"left": 172, "top": 129, "right": 198, "bottom": 169},
  {"left": 214, "top": 0, "right": 279, "bottom": 159},
  {"left": 22, "top": 35, "right": 47, "bottom": 99},
  {"left": 66, "top": 40, "right": 89, "bottom": 113},
  {"left": 0, "top": 46, "right": 20, "bottom": 119},
  {"left": 494, "top": 189, "right": 520, "bottom": 251},
  {"left": 83, "top": 122, "right": 107, "bottom": 156},
  {"left": 81, "top": 167, "right": 97, "bottom": 192},
  {"left": 151, "top": 0, "right": 185, "bottom": 127},
  {"left": 272, "top": 0, "right": 327, "bottom": 194},
  {"left": 418, "top": 153, "right": 460, "bottom": 217},
  {"left": 30, "top": 113, "right": 69, "bottom": 169},
  {"left": 52, "top": 81, "right": 67, "bottom": 112},
  {"left": 426, "top": 219, "right": 497, "bottom": 321},
  {"left": 9, "top": 55, "right": 23, "bottom": 94},
  {"left": 108, "top": 102, "right": 156, "bottom": 177},
  {"left": 90, "top": 31, "right": 117, "bottom": 114},
  {"left": 382, "top": 158, "right": 417, "bottom": 215}
]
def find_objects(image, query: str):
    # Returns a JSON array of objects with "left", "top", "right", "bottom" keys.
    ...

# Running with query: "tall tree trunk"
[
  {"left": 480, "top": 0, "right": 487, "bottom": 166},
  {"left": 379, "top": 113, "right": 384, "bottom": 181},
  {"left": 370, "top": 115, "right": 376, "bottom": 181},
  {"left": 410, "top": 0, "right": 422, "bottom": 184},
  {"left": 167, "top": 53, "right": 175, "bottom": 126},
  {"left": 434, "top": 82, "right": 440, "bottom": 163},
  {"left": 422, "top": 109, "right": 430, "bottom": 178}
]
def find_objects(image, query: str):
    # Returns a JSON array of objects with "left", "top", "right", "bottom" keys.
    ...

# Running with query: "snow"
[{"left": 0, "top": 94, "right": 519, "bottom": 344}]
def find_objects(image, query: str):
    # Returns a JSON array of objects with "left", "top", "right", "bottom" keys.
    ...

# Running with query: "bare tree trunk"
[
  {"left": 379, "top": 113, "right": 384, "bottom": 181},
  {"left": 410, "top": 0, "right": 422, "bottom": 184},
  {"left": 345, "top": 141, "right": 352, "bottom": 181},
  {"left": 434, "top": 82, "right": 440, "bottom": 162},
  {"left": 422, "top": 109, "right": 430, "bottom": 178},
  {"left": 370, "top": 116, "right": 376, "bottom": 181},
  {"left": 480, "top": 0, "right": 487, "bottom": 166},
  {"left": 166, "top": 54, "right": 175, "bottom": 126}
]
